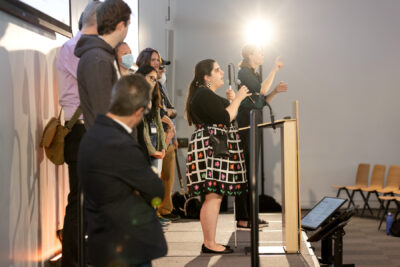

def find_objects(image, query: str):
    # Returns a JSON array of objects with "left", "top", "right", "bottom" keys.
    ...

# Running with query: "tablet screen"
[{"left": 301, "top": 197, "right": 347, "bottom": 230}]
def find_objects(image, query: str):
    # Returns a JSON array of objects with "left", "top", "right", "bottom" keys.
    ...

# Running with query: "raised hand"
[
  {"left": 274, "top": 56, "right": 284, "bottom": 71},
  {"left": 274, "top": 82, "right": 288, "bottom": 93}
]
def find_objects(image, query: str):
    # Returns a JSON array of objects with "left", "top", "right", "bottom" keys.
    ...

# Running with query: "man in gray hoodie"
[{"left": 74, "top": 0, "right": 131, "bottom": 130}]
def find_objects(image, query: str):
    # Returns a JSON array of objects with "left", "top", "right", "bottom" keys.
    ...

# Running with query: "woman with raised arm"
[
  {"left": 185, "top": 59, "right": 251, "bottom": 254},
  {"left": 235, "top": 44, "right": 288, "bottom": 229}
]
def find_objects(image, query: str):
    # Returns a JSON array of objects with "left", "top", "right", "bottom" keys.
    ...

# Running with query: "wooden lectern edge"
[{"left": 238, "top": 118, "right": 297, "bottom": 131}]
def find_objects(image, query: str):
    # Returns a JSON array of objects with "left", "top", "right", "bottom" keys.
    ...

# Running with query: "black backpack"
[
  {"left": 172, "top": 152, "right": 201, "bottom": 219},
  {"left": 172, "top": 191, "right": 201, "bottom": 219},
  {"left": 390, "top": 219, "right": 400, "bottom": 237}
]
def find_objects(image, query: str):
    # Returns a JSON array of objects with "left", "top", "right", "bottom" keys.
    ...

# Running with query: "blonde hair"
[{"left": 238, "top": 44, "right": 260, "bottom": 70}]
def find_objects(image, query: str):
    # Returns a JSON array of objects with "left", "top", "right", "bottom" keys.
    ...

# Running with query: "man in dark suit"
[{"left": 78, "top": 74, "right": 167, "bottom": 267}]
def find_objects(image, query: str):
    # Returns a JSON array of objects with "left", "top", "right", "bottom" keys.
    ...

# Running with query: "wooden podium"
[{"left": 241, "top": 101, "right": 301, "bottom": 266}]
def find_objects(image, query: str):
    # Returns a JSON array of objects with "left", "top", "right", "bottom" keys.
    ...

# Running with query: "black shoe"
[
  {"left": 162, "top": 213, "right": 181, "bottom": 221},
  {"left": 236, "top": 221, "right": 263, "bottom": 231},
  {"left": 258, "top": 218, "right": 269, "bottom": 226},
  {"left": 236, "top": 221, "right": 251, "bottom": 231},
  {"left": 201, "top": 244, "right": 234, "bottom": 254}
]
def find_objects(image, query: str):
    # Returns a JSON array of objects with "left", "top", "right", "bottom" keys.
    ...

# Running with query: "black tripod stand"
[{"left": 308, "top": 209, "right": 355, "bottom": 267}]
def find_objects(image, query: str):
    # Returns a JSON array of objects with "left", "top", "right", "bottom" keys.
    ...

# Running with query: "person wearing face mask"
[
  {"left": 185, "top": 59, "right": 251, "bottom": 254},
  {"left": 115, "top": 42, "right": 135, "bottom": 76},
  {"left": 157, "top": 58, "right": 177, "bottom": 145},
  {"left": 158, "top": 58, "right": 169, "bottom": 85},
  {"left": 235, "top": 44, "right": 289, "bottom": 230}
]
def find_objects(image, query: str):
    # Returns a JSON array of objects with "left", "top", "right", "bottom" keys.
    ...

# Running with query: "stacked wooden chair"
[
  {"left": 332, "top": 163, "right": 370, "bottom": 210},
  {"left": 359, "top": 164, "right": 386, "bottom": 216},
  {"left": 376, "top": 165, "right": 400, "bottom": 229}
]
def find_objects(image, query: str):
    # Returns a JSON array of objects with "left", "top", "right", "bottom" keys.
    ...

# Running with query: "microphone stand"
[{"left": 265, "top": 102, "right": 276, "bottom": 130}]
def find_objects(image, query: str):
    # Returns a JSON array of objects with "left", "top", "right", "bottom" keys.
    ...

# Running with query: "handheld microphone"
[
  {"left": 226, "top": 65, "right": 234, "bottom": 103},
  {"left": 235, "top": 79, "right": 241, "bottom": 90},
  {"left": 228, "top": 64, "right": 232, "bottom": 87},
  {"left": 236, "top": 79, "right": 255, "bottom": 104}
]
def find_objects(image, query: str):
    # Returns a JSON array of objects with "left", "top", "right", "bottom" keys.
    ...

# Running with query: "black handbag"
[
  {"left": 206, "top": 127, "right": 230, "bottom": 158},
  {"left": 172, "top": 151, "right": 201, "bottom": 219}
]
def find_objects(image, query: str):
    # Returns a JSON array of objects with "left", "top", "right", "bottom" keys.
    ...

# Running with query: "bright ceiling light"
[{"left": 244, "top": 19, "right": 274, "bottom": 46}]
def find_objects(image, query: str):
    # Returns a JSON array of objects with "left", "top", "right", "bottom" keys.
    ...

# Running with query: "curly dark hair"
[{"left": 97, "top": 0, "right": 131, "bottom": 35}]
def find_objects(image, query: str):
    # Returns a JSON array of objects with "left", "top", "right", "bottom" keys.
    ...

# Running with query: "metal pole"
[
  {"left": 249, "top": 110, "right": 259, "bottom": 267},
  {"left": 79, "top": 185, "right": 85, "bottom": 267},
  {"left": 259, "top": 65, "right": 265, "bottom": 196}
]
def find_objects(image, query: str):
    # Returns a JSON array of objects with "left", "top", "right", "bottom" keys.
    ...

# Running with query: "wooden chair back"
[
  {"left": 369, "top": 164, "right": 386, "bottom": 188},
  {"left": 385, "top": 165, "right": 400, "bottom": 190},
  {"left": 355, "top": 163, "right": 370, "bottom": 187}
]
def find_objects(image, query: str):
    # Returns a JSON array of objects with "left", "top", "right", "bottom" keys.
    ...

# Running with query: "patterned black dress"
[{"left": 186, "top": 87, "right": 247, "bottom": 197}]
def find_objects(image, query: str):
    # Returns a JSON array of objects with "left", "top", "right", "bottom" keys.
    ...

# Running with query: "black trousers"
[
  {"left": 235, "top": 108, "right": 262, "bottom": 221},
  {"left": 62, "top": 123, "right": 86, "bottom": 267}
]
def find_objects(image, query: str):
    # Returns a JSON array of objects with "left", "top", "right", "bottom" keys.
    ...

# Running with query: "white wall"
[
  {"left": 140, "top": 0, "right": 400, "bottom": 208},
  {"left": 138, "top": 0, "right": 177, "bottom": 98},
  {"left": 0, "top": 1, "right": 89, "bottom": 265}
]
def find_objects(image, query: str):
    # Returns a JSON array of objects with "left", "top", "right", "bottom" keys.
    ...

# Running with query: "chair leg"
[
  {"left": 378, "top": 200, "right": 391, "bottom": 230},
  {"left": 377, "top": 193, "right": 391, "bottom": 218},
  {"left": 347, "top": 190, "right": 356, "bottom": 209},
  {"left": 336, "top": 188, "right": 343, "bottom": 198},
  {"left": 395, "top": 201, "right": 400, "bottom": 220},
  {"left": 361, "top": 192, "right": 371, "bottom": 217},
  {"left": 374, "top": 191, "right": 385, "bottom": 217},
  {"left": 359, "top": 191, "right": 373, "bottom": 216}
]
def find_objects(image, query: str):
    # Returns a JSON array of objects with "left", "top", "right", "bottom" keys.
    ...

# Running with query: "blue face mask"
[{"left": 121, "top": 54, "right": 134, "bottom": 69}]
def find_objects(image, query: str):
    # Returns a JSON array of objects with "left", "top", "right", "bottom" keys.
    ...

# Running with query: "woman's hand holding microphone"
[
  {"left": 236, "top": 85, "right": 252, "bottom": 101},
  {"left": 226, "top": 85, "right": 251, "bottom": 103},
  {"left": 226, "top": 87, "right": 235, "bottom": 101},
  {"left": 225, "top": 85, "right": 252, "bottom": 122}
]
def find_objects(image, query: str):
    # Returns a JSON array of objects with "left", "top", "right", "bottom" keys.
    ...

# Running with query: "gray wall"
[{"left": 140, "top": 0, "right": 400, "bottom": 208}]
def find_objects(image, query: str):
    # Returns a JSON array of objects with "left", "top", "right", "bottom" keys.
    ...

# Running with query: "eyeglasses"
[{"left": 147, "top": 75, "right": 157, "bottom": 83}]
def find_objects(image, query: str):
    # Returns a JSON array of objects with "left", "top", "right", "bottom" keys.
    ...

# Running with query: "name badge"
[{"left": 150, "top": 125, "right": 157, "bottom": 135}]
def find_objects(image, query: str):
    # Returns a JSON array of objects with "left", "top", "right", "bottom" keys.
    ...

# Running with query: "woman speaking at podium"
[
  {"left": 185, "top": 59, "right": 250, "bottom": 254},
  {"left": 235, "top": 44, "right": 288, "bottom": 229}
]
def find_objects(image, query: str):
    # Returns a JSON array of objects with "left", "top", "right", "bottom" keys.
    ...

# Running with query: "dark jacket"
[
  {"left": 190, "top": 86, "right": 230, "bottom": 126},
  {"left": 74, "top": 35, "right": 118, "bottom": 129},
  {"left": 78, "top": 115, "right": 167, "bottom": 266},
  {"left": 238, "top": 66, "right": 266, "bottom": 110}
]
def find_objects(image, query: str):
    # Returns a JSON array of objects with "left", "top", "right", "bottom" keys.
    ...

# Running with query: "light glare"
[{"left": 245, "top": 19, "right": 274, "bottom": 46}]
